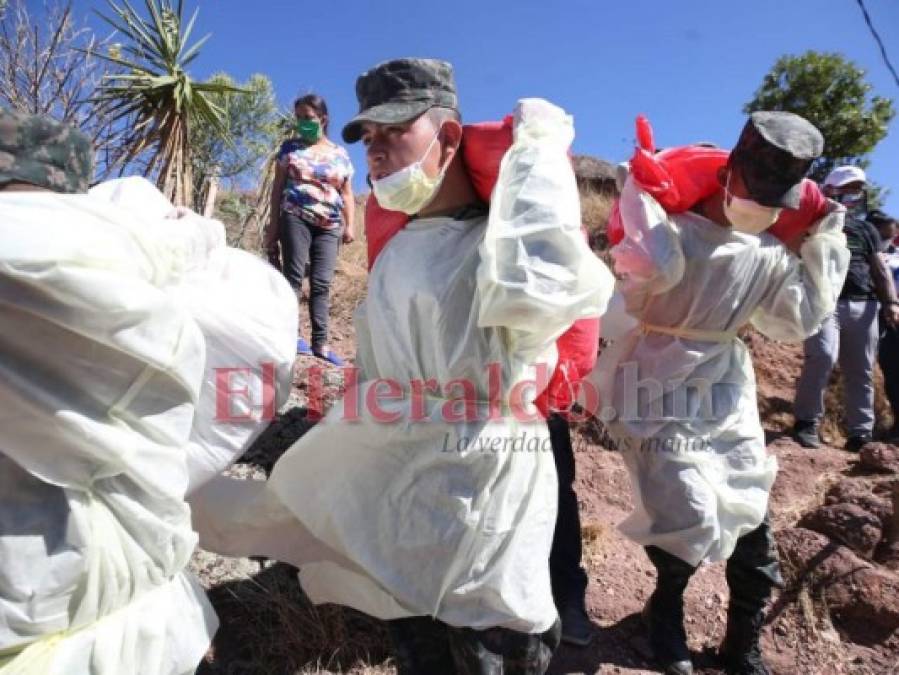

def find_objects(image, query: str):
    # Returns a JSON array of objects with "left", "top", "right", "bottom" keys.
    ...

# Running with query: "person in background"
[
  {"left": 265, "top": 93, "right": 355, "bottom": 365},
  {"left": 793, "top": 167, "right": 899, "bottom": 451},
  {"left": 870, "top": 209, "right": 899, "bottom": 439}
]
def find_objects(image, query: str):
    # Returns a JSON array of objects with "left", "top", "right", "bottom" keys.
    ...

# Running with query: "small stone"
[{"left": 859, "top": 442, "right": 899, "bottom": 474}]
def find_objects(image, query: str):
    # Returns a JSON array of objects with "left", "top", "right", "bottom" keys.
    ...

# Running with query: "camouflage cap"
[
  {"left": 342, "top": 58, "right": 458, "bottom": 144},
  {"left": 0, "top": 109, "right": 93, "bottom": 193},
  {"left": 730, "top": 111, "right": 824, "bottom": 209}
]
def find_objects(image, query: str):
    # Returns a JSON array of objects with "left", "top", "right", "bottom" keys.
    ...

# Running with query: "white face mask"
[
  {"left": 371, "top": 127, "right": 448, "bottom": 215},
  {"left": 723, "top": 172, "right": 781, "bottom": 235}
]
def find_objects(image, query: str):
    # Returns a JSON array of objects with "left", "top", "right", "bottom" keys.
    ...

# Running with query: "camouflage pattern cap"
[
  {"left": 0, "top": 109, "right": 93, "bottom": 193},
  {"left": 342, "top": 58, "right": 458, "bottom": 144},
  {"left": 730, "top": 111, "right": 824, "bottom": 209}
]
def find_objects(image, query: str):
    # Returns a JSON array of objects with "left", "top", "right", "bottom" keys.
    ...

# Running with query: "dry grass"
[
  {"left": 580, "top": 187, "right": 615, "bottom": 257},
  {"left": 198, "top": 563, "right": 393, "bottom": 675}
]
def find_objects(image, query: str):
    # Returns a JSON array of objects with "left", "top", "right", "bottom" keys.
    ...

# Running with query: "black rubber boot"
[
  {"left": 720, "top": 605, "right": 769, "bottom": 675},
  {"left": 721, "top": 518, "right": 781, "bottom": 675},
  {"left": 643, "top": 546, "right": 697, "bottom": 675},
  {"left": 558, "top": 603, "right": 594, "bottom": 647}
]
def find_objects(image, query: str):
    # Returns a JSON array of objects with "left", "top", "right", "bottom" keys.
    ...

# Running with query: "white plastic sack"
[
  {"left": 190, "top": 98, "right": 615, "bottom": 633},
  {"left": 0, "top": 178, "right": 297, "bottom": 674},
  {"left": 582, "top": 176, "right": 849, "bottom": 566}
]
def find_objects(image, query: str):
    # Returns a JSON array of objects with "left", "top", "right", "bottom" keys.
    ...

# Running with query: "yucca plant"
[{"left": 92, "top": 0, "right": 242, "bottom": 205}]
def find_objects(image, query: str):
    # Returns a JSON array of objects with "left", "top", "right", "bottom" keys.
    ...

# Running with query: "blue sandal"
[
  {"left": 296, "top": 337, "right": 313, "bottom": 356},
  {"left": 313, "top": 348, "right": 345, "bottom": 367}
]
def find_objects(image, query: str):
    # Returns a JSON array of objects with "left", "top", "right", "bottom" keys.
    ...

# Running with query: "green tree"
[
  {"left": 92, "top": 0, "right": 243, "bottom": 205},
  {"left": 190, "top": 72, "right": 279, "bottom": 210},
  {"left": 744, "top": 51, "right": 894, "bottom": 186}
]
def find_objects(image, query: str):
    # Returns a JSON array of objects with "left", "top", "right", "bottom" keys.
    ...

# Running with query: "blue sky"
[{"left": 70, "top": 0, "right": 899, "bottom": 211}]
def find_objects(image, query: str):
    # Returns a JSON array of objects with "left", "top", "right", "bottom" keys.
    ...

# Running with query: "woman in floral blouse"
[{"left": 266, "top": 93, "right": 355, "bottom": 365}]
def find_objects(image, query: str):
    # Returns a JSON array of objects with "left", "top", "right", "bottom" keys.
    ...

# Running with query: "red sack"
[
  {"left": 607, "top": 199, "right": 624, "bottom": 246},
  {"left": 630, "top": 115, "right": 730, "bottom": 213},
  {"left": 365, "top": 198, "right": 407, "bottom": 269},
  {"left": 632, "top": 145, "right": 730, "bottom": 213},
  {"left": 461, "top": 115, "right": 514, "bottom": 203},
  {"left": 534, "top": 311, "right": 600, "bottom": 417},
  {"left": 767, "top": 178, "right": 830, "bottom": 244},
  {"left": 364, "top": 117, "right": 600, "bottom": 416},
  {"left": 612, "top": 115, "right": 830, "bottom": 246}
]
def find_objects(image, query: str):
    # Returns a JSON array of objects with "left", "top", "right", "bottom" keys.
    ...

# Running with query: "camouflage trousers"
[
  {"left": 387, "top": 616, "right": 561, "bottom": 675},
  {"left": 646, "top": 512, "right": 784, "bottom": 614}
]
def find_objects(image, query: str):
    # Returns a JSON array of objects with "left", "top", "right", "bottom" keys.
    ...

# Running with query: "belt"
[{"left": 640, "top": 322, "right": 738, "bottom": 343}]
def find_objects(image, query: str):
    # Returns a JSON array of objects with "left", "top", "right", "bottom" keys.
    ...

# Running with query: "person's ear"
[{"left": 439, "top": 120, "right": 464, "bottom": 168}]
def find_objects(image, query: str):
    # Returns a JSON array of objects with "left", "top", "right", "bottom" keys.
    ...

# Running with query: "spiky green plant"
[{"left": 92, "top": 0, "right": 242, "bottom": 205}]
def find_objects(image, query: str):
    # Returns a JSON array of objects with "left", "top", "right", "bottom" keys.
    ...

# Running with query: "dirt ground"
[{"left": 195, "top": 211, "right": 899, "bottom": 675}]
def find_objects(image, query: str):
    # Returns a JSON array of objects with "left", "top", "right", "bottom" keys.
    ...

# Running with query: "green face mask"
[{"left": 296, "top": 119, "right": 322, "bottom": 142}]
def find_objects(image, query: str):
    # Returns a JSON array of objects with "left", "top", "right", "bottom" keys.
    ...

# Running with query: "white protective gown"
[
  {"left": 0, "top": 178, "right": 297, "bottom": 674},
  {"left": 191, "top": 99, "right": 615, "bottom": 633},
  {"left": 584, "top": 177, "right": 849, "bottom": 567}
]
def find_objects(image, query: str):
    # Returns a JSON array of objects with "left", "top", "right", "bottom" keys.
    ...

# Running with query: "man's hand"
[
  {"left": 342, "top": 227, "right": 356, "bottom": 245},
  {"left": 265, "top": 241, "right": 282, "bottom": 271},
  {"left": 885, "top": 302, "right": 899, "bottom": 329},
  {"left": 262, "top": 220, "right": 279, "bottom": 250}
]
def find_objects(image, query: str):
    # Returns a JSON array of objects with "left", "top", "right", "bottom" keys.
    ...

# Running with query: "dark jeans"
[
  {"left": 387, "top": 616, "right": 561, "bottom": 675},
  {"left": 279, "top": 211, "right": 340, "bottom": 349},
  {"left": 646, "top": 514, "right": 782, "bottom": 613},
  {"left": 546, "top": 413, "right": 588, "bottom": 611},
  {"left": 878, "top": 324, "right": 899, "bottom": 426}
]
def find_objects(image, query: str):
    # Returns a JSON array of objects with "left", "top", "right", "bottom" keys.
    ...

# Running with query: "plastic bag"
[{"left": 0, "top": 178, "right": 297, "bottom": 674}]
